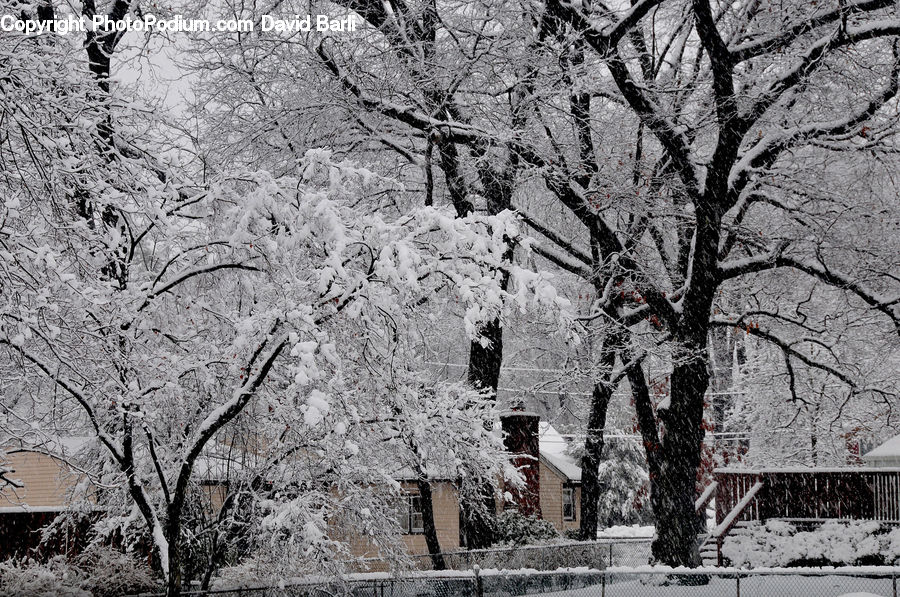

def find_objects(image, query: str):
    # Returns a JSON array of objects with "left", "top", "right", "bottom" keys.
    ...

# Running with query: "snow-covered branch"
[{"left": 718, "top": 253, "right": 900, "bottom": 334}]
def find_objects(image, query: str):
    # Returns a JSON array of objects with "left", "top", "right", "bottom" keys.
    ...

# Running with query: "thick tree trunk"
[
  {"left": 165, "top": 553, "right": 181, "bottom": 597},
  {"left": 165, "top": 510, "right": 183, "bottom": 597},
  {"left": 578, "top": 339, "right": 617, "bottom": 540},
  {"left": 467, "top": 319, "right": 504, "bottom": 396},
  {"left": 649, "top": 350, "right": 709, "bottom": 571},
  {"left": 460, "top": 330, "right": 503, "bottom": 548},
  {"left": 417, "top": 480, "right": 447, "bottom": 570},
  {"left": 458, "top": 486, "right": 497, "bottom": 549},
  {"left": 644, "top": 200, "right": 720, "bottom": 572},
  {"left": 578, "top": 383, "right": 611, "bottom": 540},
  {"left": 460, "top": 168, "right": 512, "bottom": 549}
]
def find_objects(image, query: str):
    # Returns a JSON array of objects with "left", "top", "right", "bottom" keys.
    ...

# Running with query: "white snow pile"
[
  {"left": 723, "top": 520, "right": 900, "bottom": 567},
  {"left": 597, "top": 525, "right": 655, "bottom": 539}
]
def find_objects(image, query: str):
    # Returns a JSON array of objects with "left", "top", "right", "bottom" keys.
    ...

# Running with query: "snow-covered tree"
[
  {"left": 199, "top": 0, "right": 900, "bottom": 567},
  {"left": 0, "top": 12, "right": 572, "bottom": 594}
]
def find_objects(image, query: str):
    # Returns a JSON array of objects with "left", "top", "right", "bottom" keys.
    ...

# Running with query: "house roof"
[
  {"left": 863, "top": 434, "right": 900, "bottom": 461},
  {"left": 3, "top": 422, "right": 586, "bottom": 498},
  {"left": 538, "top": 422, "right": 581, "bottom": 482},
  {"left": 393, "top": 422, "right": 584, "bottom": 483}
]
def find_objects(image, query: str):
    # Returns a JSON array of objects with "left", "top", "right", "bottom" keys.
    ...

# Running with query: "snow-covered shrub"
[
  {"left": 0, "top": 548, "right": 158, "bottom": 597},
  {"left": 885, "top": 527, "right": 900, "bottom": 564},
  {"left": 723, "top": 520, "right": 895, "bottom": 568},
  {"left": 0, "top": 558, "right": 89, "bottom": 597},
  {"left": 75, "top": 546, "right": 158, "bottom": 597},
  {"left": 492, "top": 511, "right": 559, "bottom": 546}
]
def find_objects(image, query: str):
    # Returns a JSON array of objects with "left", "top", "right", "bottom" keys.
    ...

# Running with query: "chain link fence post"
[{"left": 473, "top": 565, "right": 483, "bottom": 597}]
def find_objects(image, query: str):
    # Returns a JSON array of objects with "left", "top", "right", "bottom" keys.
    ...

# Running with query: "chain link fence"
[
  {"left": 134, "top": 567, "right": 900, "bottom": 597},
  {"left": 350, "top": 538, "right": 653, "bottom": 572}
]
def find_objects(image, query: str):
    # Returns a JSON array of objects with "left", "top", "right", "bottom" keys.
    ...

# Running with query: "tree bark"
[
  {"left": 578, "top": 382, "right": 612, "bottom": 540},
  {"left": 165, "top": 536, "right": 181, "bottom": 597},
  {"left": 578, "top": 341, "right": 617, "bottom": 540},
  {"left": 649, "top": 350, "right": 709, "bottom": 571},
  {"left": 461, "top": 330, "right": 504, "bottom": 548},
  {"left": 165, "top": 498, "right": 186, "bottom": 596},
  {"left": 459, "top": 157, "right": 514, "bottom": 549}
]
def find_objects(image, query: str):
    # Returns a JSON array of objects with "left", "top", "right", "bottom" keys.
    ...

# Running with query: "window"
[
  {"left": 400, "top": 493, "right": 424, "bottom": 534},
  {"left": 562, "top": 487, "right": 575, "bottom": 521}
]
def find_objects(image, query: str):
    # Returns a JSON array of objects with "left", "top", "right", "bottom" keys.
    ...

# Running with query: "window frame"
[
  {"left": 562, "top": 486, "right": 576, "bottom": 521},
  {"left": 400, "top": 493, "right": 425, "bottom": 535}
]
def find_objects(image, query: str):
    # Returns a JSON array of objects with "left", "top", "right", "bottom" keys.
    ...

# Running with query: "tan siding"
[
  {"left": 0, "top": 451, "right": 80, "bottom": 508},
  {"left": 345, "top": 481, "right": 460, "bottom": 561},
  {"left": 3, "top": 448, "right": 579, "bottom": 559},
  {"left": 399, "top": 481, "right": 459, "bottom": 555},
  {"left": 199, "top": 483, "right": 227, "bottom": 516},
  {"left": 538, "top": 460, "right": 581, "bottom": 534},
  {"left": 539, "top": 460, "right": 563, "bottom": 530}
]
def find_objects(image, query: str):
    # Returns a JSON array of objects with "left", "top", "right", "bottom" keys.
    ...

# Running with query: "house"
[
  {"left": 0, "top": 413, "right": 583, "bottom": 562},
  {"left": 537, "top": 422, "right": 582, "bottom": 534},
  {"left": 0, "top": 438, "right": 93, "bottom": 559},
  {"left": 387, "top": 413, "right": 582, "bottom": 558},
  {"left": 862, "top": 433, "right": 900, "bottom": 467}
]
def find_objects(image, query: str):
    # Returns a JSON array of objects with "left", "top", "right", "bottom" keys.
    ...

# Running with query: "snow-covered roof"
[
  {"left": 393, "top": 422, "right": 583, "bottom": 483},
  {"left": 389, "top": 464, "right": 455, "bottom": 482},
  {"left": 862, "top": 434, "right": 900, "bottom": 462},
  {"left": 539, "top": 422, "right": 581, "bottom": 482}
]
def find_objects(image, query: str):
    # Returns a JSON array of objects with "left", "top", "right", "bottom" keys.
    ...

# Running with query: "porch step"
[{"left": 699, "top": 521, "right": 756, "bottom": 566}]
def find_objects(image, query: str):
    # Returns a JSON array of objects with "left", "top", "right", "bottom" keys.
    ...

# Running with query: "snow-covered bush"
[
  {"left": 723, "top": 520, "right": 897, "bottom": 568},
  {"left": 0, "top": 548, "right": 158, "bottom": 596},
  {"left": 491, "top": 511, "right": 559, "bottom": 546},
  {"left": 886, "top": 527, "right": 900, "bottom": 563},
  {"left": 0, "top": 558, "right": 89, "bottom": 597},
  {"left": 75, "top": 546, "right": 158, "bottom": 597}
]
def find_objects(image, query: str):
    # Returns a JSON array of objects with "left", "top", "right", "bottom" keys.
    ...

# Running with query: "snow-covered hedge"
[
  {"left": 0, "top": 548, "right": 158, "bottom": 597},
  {"left": 0, "top": 558, "right": 89, "bottom": 597},
  {"left": 723, "top": 520, "right": 900, "bottom": 567}
]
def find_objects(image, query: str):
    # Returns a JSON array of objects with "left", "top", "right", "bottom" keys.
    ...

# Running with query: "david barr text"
[{"left": 262, "top": 15, "right": 357, "bottom": 32}]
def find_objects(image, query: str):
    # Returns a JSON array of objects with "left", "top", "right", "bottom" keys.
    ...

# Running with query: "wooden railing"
[
  {"left": 715, "top": 468, "right": 900, "bottom": 524},
  {"left": 695, "top": 481, "right": 718, "bottom": 513},
  {"left": 711, "top": 479, "right": 763, "bottom": 566}
]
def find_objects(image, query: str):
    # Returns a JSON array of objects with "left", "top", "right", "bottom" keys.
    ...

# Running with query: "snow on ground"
[
  {"left": 539, "top": 575, "right": 893, "bottom": 596},
  {"left": 597, "top": 525, "right": 655, "bottom": 539}
]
